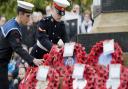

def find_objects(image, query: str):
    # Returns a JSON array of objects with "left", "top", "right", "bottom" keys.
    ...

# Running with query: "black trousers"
[
  {"left": 0, "top": 61, "right": 9, "bottom": 89},
  {"left": 30, "top": 44, "right": 48, "bottom": 59}
]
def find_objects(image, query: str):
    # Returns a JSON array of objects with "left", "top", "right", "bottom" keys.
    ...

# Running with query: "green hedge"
[{"left": 0, "top": 0, "right": 92, "bottom": 20}]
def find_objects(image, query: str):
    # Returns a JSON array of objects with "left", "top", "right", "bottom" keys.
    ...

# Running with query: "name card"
[
  {"left": 109, "top": 64, "right": 121, "bottom": 79},
  {"left": 103, "top": 39, "right": 114, "bottom": 55},
  {"left": 63, "top": 42, "right": 75, "bottom": 57},
  {"left": 36, "top": 66, "right": 49, "bottom": 81},
  {"left": 73, "top": 79, "right": 87, "bottom": 89},
  {"left": 72, "top": 64, "right": 85, "bottom": 79}
]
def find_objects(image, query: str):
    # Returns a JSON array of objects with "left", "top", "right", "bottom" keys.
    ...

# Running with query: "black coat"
[
  {"left": 0, "top": 19, "right": 34, "bottom": 89},
  {"left": 31, "top": 16, "right": 68, "bottom": 58}
]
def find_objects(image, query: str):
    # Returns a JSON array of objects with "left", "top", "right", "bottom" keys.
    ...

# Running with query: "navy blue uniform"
[
  {"left": 0, "top": 18, "right": 34, "bottom": 89},
  {"left": 31, "top": 16, "right": 68, "bottom": 58}
]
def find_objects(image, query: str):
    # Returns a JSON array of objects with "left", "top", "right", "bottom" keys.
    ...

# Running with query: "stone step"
[{"left": 92, "top": 12, "right": 128, "bottom": 33}]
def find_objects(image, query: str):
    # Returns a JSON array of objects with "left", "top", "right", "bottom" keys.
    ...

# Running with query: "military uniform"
[
  {"left": 31, "top": 0, "right": 70, "bottom": 59},
  {"left": 0, "top": 18, "right": 34, "bottom": 89},
  {"left": 31, "top": 15, "right": 68, "bottom": 58},
  {"left": 0, "top": 1, "right": 34, "bottom": 89}
]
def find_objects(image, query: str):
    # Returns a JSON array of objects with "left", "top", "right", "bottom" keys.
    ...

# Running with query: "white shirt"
[{"left": 81, "top": 20, "right": 92, "bottom": 34}]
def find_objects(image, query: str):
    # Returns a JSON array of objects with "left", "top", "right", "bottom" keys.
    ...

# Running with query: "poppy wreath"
[
  {"left": 42, "top": 45, "right": 64, "bottom": 68},
  {"left": 87, "top": 40, "right": 123, "bottom": 67},
  {"left": 72, "top": 43, "right": 87, "bottom": 64},
  {"left": 42, "top": 43, "right": 87, "bottom": 76},
  {"left": 94, "top": 64, "right": 128, "bottom": 89},
  {"left": 61, "top": 64, "right": 96, "bottom": 89},
  {"left": 19, "top": 66, "right": 60, "bottom": 89},
  {"left": 94, "top": 65, "right": 109, "bottom": 89},
  {"left": 43, "top": 43, "right": 87, "bottom": 68}
]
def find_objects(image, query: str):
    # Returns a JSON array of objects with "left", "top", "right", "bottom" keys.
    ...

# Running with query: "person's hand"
[{"left": 33, "top": 58, "right": 43, "bottom": 66}]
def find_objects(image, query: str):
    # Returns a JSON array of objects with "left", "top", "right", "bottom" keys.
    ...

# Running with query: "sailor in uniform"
[{"left": 0, "top": 1, "right": 42, "bottom": 88}]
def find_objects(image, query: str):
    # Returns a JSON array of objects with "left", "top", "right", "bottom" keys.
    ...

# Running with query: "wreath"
[
  {"left": 87, "top": 40, "right": 123, "bottom": 66},
  {"left": 19, "top": 66, "right": 59, "bottom": 89}
]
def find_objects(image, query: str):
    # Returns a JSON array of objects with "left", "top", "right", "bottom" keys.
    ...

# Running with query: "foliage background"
[{"left": 0, "top": 0, "right": 93, "bottom": 20}]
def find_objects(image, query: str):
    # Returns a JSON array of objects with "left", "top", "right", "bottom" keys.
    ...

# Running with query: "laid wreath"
[
  {"left": 94, "top": 64, "right": 128, "bottom": 89},
  {"left": 87, "top": 40, "right": 123, "bottom": 66},
  {"left": 19, "top": 66, "right": 60, "bottom": 89},
  {"left": 61, "top": 64, "right": 96, "bottom": 89},
  {"left": 42, "top": 43, "right": 87, "bottom": 68}
]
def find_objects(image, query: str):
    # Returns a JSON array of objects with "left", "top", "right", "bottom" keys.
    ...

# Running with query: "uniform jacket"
[
  {"left": 0, "top": 18, "right": 34, "bottom": 64},
  {"left": 37, "top": 15, "right": 68, "bottom": 51}
]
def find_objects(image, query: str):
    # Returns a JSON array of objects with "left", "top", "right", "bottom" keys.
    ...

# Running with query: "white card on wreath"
[
  {"left": 73, "top": 79, "right": 87, "bottom": 89},
  {"left": 109, "top": 64, "right": 121, "bottom": 79},
  {"left": 106, "top": 78, "right": 120, "bottom": 89},
  {"left": 72, "top": 64, "right": 85, "bottom": 79},
  {"left": 106, "top": 79, "right": 112, "bottom": 89},
  {"left": 63, "top": 42, "right": 75, "bottom": 57},
  {"left": 111, "top": 79, "right": 120, "bottom": 89},
  {"left": 36, "top": 66, "right": 49, "bottom": 81},
  {"left": 103, "top": 39, "right": 114, "bottom": 55}
]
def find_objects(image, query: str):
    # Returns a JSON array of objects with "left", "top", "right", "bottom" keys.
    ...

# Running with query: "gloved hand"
[{"left": 57, "top": 39, "right": 64, "bottom": 48}]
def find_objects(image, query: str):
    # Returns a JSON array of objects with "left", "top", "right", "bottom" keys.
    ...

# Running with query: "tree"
[
  {"left": 25, "top": 0, "right": 51, "bottom": 14},
  {"left": 0, "top": 0, "right": 93, "bottom": 19},
  {"left": 72, "top": 0, "right": 93, "bottom": 12},
  {"left": 0, "top": 0, "right": 17, "bottom": 20}
]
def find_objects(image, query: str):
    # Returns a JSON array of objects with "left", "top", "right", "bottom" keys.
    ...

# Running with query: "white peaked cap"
[
  {"left": 17, "top": 0, "right": 34, "bottom": 11},
  {"left": 53, "top": 0, "right": 70, "bottom": 8}
]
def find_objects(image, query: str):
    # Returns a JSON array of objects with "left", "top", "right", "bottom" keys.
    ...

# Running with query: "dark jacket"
[
  {"left": 37, "top": 16, "right": 68, "bottom": 50},
  {"left": 30, "top": 16, "right": 68, "bottom": 58},
  {"left": 0, "top": 18, "right": 34, "bottom": 64}
]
